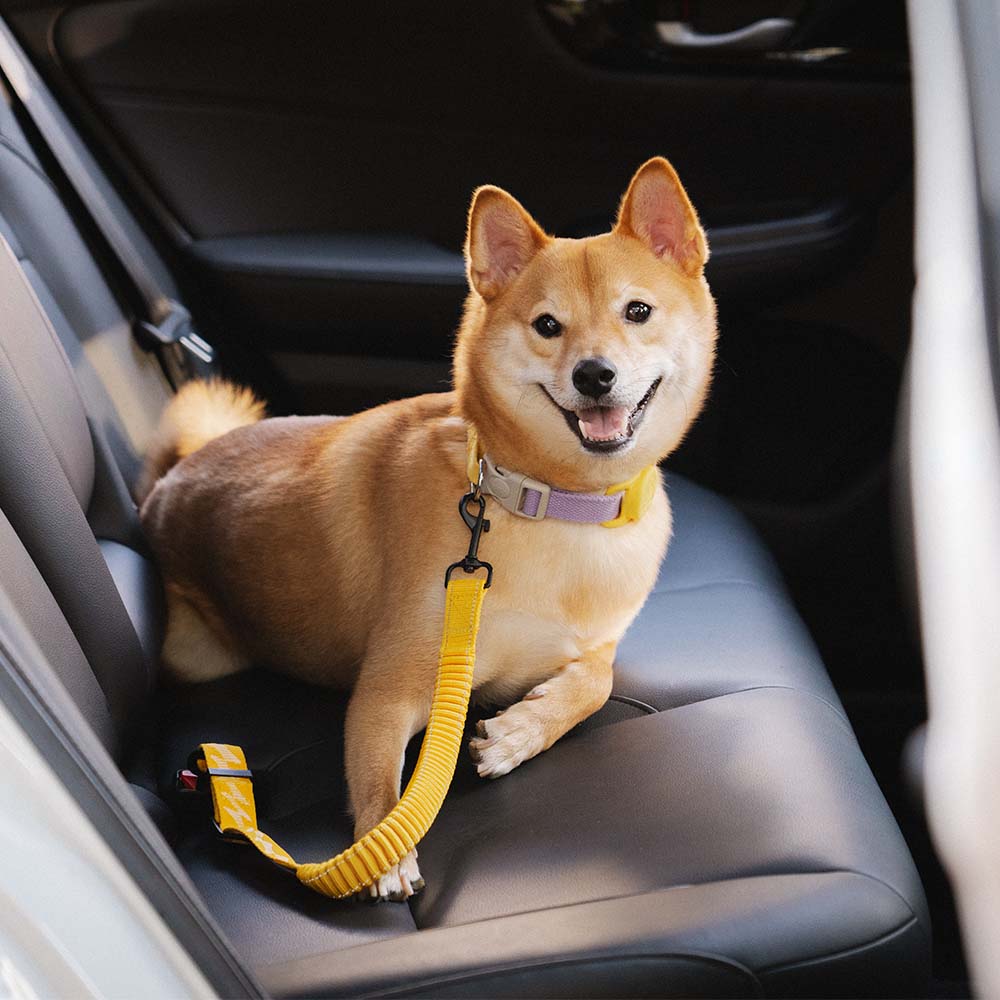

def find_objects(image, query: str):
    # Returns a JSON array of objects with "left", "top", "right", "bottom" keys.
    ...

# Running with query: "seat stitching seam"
[
  {"left": 0, "top": 134, "right": 59, "bottom": 191},
  {"left": 0, "top": 247, "right": 91, "bottom": 497},
  {"left": 342, "top": 950, "right": 762, "bottom": 999},
  {"left": 0, "top": 327, "right": 84, "bottom": 499},
  {"left": 794, "top": 866, "right": 920, "bottom": 925},
  {"left": 607, "top": 693, "right": 658, "bottom": 714},
  {"left": 758, "top": 914, "right": 919, "bottom": 976},
  {"left": 361, "top": 872, "right": 919, "bottom": 995},
  {"left": 627, "top": 684, "right": 849, "bottom": 726},
  {"left": 404, "top": 869, "right": 915, "bottom": 936}
]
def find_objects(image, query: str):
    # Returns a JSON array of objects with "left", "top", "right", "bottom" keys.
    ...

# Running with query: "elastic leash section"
[{"left": 192, "top": 486, "right": 491, "bottom": 898}]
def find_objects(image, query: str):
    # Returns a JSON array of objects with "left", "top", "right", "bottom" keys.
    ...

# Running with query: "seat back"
[
  {"left": 0, "top": 83, "right": 174, "bottom": 759},
  {"left": 0, "top": 235, "right": 162, "bottom": 755}
]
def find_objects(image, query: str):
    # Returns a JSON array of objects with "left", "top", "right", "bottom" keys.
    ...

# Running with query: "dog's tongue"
[{"left": 576, "top": 406, "right": 629, "bottom": 442}]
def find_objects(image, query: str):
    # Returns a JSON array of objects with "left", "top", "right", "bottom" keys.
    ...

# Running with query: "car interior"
[{"left": 0, "top": 1, "right": 968, "bottom": 996}]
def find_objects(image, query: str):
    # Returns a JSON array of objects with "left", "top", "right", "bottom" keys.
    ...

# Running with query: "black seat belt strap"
[{"left": 0, "top": 17, "right": 214, "bottom": 387}]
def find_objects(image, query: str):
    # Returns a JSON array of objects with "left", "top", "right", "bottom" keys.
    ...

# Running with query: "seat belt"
[{"left": 0, "top": 16, "right": 214, "bottom": 388}]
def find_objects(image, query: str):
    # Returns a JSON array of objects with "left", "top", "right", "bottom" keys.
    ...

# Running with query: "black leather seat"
[
  {"left": 145, "top": 477, "right": 925, "bottom": 996},
  {"left": 0, "top": 81, "right": 930, "bottom": 996}
]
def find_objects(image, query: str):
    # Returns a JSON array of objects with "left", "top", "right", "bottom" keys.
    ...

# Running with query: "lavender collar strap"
[{"left": 479, "top": 454, "right": 625, "bottom": 524}]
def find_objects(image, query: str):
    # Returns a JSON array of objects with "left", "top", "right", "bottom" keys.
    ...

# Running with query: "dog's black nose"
[{"left": 572, "top": 357, "right": 618, "bottom": 399}]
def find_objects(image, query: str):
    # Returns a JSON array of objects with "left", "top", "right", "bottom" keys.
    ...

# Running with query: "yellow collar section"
[{"left": 465, "top": 425, "right": 658, "bottom": 528}]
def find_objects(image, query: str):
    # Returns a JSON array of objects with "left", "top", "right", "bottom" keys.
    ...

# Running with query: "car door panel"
[{"left": 5, "top": 1, "right": 909, "bottom": 354}]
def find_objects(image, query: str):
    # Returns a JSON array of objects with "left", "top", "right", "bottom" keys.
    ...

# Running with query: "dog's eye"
[
  {"left": 532, "top": 314, "right": 563, "bottom": 338},
  {"left": 625, "top": 301, "right": 652, "bottom": 324}
]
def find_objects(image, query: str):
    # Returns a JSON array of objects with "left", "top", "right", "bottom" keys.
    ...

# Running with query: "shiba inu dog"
[{"left": 139, "top": 157, "right": 717, "bottom": 900}]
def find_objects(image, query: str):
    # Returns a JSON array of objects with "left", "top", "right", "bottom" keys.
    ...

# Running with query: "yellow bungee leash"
[{"left": 188, "top": 484, "right": 492, "bottom": 899}]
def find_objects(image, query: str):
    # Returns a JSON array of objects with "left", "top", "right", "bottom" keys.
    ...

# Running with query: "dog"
[{"left": 139, "top": 157, "right": 717, "bottom": 900}]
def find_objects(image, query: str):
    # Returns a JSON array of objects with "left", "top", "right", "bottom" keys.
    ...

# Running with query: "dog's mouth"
[{"left": 542, "top": 377, "right": 663, "bottom": 454}]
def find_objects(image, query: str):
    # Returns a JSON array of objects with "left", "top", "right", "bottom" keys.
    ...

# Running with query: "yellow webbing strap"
[{"left": 197, "top": 575, "right": 487, "bottom": 898}]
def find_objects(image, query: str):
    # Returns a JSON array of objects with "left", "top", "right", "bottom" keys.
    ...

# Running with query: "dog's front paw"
[
  {"left": 469, "top": 708, "right": 545, "bottom": 779},
  {"left": 357, "top": 849, "right": 424, "bottom": 902}
]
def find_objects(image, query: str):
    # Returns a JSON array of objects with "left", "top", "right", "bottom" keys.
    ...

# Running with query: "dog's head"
[{"left": 454, "top": 157, "right": 717, "bottom": 492}]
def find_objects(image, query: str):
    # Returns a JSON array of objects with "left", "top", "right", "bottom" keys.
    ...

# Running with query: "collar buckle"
[
  {"left": 468, "top": 426, "right": 658, "bottom": 527},
  {"left": 513, "top": 476, "right": 551, "bottom": 520},
  {"left": 480, "top": 456, "right": 552, "bottom": 520},
  {"left": 600, "top": 465, "right": 660, "bottom": 528}
]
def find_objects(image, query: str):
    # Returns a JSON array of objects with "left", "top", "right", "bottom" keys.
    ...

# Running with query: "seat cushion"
[
  {"left": 148, "top": 474, "right": 928, "bottom": 996},
  {"left": 615, "top": 475, "right": 842, "bottom": 714},
  {"left": 261, "top": 691, "right": 927, "bottom": 999}
]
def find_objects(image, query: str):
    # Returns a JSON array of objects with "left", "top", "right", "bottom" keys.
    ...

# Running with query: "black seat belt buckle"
[{"left": 137, "top": 300, "right": 216, "bottom": 386}]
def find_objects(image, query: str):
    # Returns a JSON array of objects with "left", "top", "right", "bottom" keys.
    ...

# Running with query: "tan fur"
[
  {"left": 135, "top": 379, "right": 265, "bottom": 502},
  {"left": 140, "top": 158, "right": 717, "bottom": 899}
]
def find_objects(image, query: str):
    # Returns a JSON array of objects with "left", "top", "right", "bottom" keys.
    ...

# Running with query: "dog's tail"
[{"left": 137, "top": 379, "right": 265, "bottom": 503}]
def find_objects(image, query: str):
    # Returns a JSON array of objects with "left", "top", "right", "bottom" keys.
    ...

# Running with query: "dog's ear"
[
  {"left": 466, "top": 186, "right": 550, "bottom": 300},
  {"left": 615, "top": 157, "right": 708, "bottom": 277}
]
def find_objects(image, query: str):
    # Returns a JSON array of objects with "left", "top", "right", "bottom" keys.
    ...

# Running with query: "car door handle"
[{"left": 655, "top": 17, "right": 794, "bottom": 52}]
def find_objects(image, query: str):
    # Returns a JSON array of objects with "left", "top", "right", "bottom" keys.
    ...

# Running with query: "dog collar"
[{"left": 465, "top": 426, "right": 658, "bottom": 528}]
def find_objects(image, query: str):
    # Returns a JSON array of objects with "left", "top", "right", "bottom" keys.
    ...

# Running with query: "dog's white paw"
[
  {"left": 357, "top": 849, "right": 423, "bottom": 902},
  {"left": 469, "top": 709, "right": 545, "bottom": 779}
]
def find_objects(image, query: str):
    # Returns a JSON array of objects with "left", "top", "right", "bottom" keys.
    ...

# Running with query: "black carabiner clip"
[{"left": 445, "top": 491, "right": 493, "bottom": 588}]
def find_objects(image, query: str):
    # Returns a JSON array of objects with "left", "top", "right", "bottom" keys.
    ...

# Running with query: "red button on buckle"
[{"left": 176, "top": 768, "right": 199, "bottom": 792}]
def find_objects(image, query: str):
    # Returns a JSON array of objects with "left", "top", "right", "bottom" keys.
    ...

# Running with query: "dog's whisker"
[{"left": 512, "top": 385, "right": 530, "bottom": 418}]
